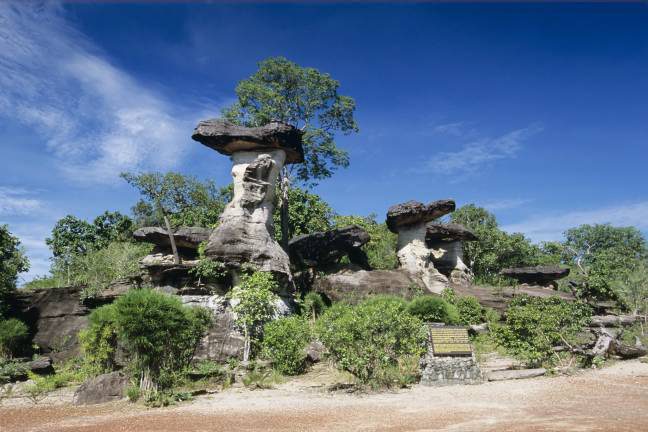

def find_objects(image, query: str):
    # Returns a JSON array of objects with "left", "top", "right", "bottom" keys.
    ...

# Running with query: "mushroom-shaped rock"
[
  {"left": 133, "top": 227, "right": 212, "bottom": 253},
  {"left": 500, "top": 266, "right": 570, "bottom": 287},
  {"left": 288, "top": 225, "right": 371, "bottom": 270},
  {"left": 426, "top": 223, "right": 477, "bottom": 285},
  {"left": 192, "top": 119, "right": 304, "bottom": 164},
  {"left": 192, "top": 119, "right": 304, "bottom": 281},
  {"left": 385, "top": 200, "right": 456, "bottom": 294}
]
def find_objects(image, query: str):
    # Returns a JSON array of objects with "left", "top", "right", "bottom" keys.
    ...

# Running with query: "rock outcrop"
[
  {"left": 386, "top": 200, "right": 456, "bottom": 293},
  {"left": 288, "top": 225, "right": 371, "bottom": 270},
  {"left": 192, "top": 119, "right": 304, "bottom": 281},
  {"left": 500, "top": 265, "right": 570, "bottom": 287},
  {"left": 133, "top": 226, "right": 211, "bottom": 255},
  {"left": 73, "top": 371, "right": 129, "bottom": 405},
  {"left": 426, "top": 223, "right": 478, "bottom": 285}
]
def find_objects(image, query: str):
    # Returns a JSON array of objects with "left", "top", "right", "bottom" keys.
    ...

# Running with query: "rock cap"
[
  {"left": 288, "top": 225, "right": 371, "bottom": 269},
  {"left": 133, "top": 227, "right": 212, "bottom": 251},
  {"left": 386, "top": 199, "right": 456, "bottom": 233},
  {"left": 500, "top": 265, "right": 570, "bottom": 285},
  {"left": 426, "top": 223, "right": 477, "bottom": 244},
  {"left": 192, "top": 119, "right": 304, "bottom": 164}
]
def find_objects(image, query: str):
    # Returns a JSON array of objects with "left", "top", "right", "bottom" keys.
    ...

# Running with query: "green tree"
[
  {"left": 223, "top": 56, "right": 359, "bottom": 248},
  {"left": 229, "top": 272, "right": 280, "bottom": 361},
  {"left": 91, "top": 211, "right": 133, "bottom": 249},
  {"left": 121, "top": 172, "right": 230, "bottom": 264},
  {"left": 562, "top": 224, "right": 647, "bottom": 301},
  {"left": 334, "top": 214, "right": 398, "bottom": 270},
  {"left": 0, "top": 226, "right": 29, "bottom": 317},
  {"left": 272, "top": 186, "right": 334, "bottom": 241},
  {"left": 262, "top": 316, "right": 312, "bottom": 375},
  {"left": 613, "top": 261, "right": 648, "bottom": 331},
  {"left": 450, "top": 205, "right": 544, "bottom": 284}
]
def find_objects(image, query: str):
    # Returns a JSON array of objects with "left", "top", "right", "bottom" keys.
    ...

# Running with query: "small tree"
[
  {"left": 0, "top": 225, "right": 29, "bottom": 317},
  {"left": 0, "top": 318, "right": 29, "bottom": 359},
  {"left": 262, "top": 316, "right": 312, "bottom": 375},
  {"left": 613, "top": 261, "right": 648, "bottom": 333},
  {"left": 223, "top": 57, "right": 359, "bottom": 249},
  {"left": 229, "top": 272, "right": 279, "bottom": 361}
]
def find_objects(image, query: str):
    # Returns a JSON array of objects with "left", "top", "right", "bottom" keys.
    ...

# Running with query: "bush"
[
  {"left": 302, "top": 292, "right": 326, "bottom": 321},
  {"left": 79, "top": 305, "right": 119, "bottom": 374},
  {"left": 316, "top": 296, "right": 427, "bottom": 388},
  {"left": 454, "top": 296, "right": 484, "bottom": 325},
  {"left": 262, "top": 316, "right": 312, "bottom": 375},
  {"left": 492, "top": 295, "right": 592, "bottom": 367},
  {"left": 407, "top": 296, "right": 459, "bottom": 324},
  {"left": 0, "top": 358, "right": 28, "bottom": 384},
  {"left": 0, "top": 319, "right": 29, "bottom": 359}
]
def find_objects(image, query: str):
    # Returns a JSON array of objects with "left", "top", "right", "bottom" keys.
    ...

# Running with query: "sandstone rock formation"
[
  {"left": 73, "top": 371, "right": 129, "bottom": 405},
  {"left": 426, "top": 222, "right": 478, "bottom": 285},
  {"left": 386, "top": 200, "right": 456, "bottom": 293},
  {"left": 288, "top": 225, "right": 371, "bottom": 270},
  {"left": 192, "top": 119, "right": 304, "bottom": 281},
  {"left": 133, "top": 226, "right": 211, "bottom": 256},
  {"left": 500, "top": 265, "right": 570, "bottom": 288}
]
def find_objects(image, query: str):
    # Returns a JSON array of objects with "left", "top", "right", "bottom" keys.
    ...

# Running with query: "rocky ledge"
[
  {"left": 288, "top": 225, "right": 371, "bottom": 270},
  {"left": 500, "top": 265, "right": 570, "bottom": 287}
]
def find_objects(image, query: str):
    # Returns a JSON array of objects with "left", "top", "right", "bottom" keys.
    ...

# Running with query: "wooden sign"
[{"left": 429, "top": 326, "right": 472, "bottom": 356}]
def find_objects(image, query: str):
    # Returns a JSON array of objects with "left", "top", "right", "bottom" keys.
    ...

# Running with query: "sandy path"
[{"left": 2, "top": 360, "right": 648, "bottom": 432}]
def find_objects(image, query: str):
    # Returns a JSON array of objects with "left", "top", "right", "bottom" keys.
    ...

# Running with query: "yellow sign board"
[{"left": 430, "top": 326, "right": 472, "bottom": 356}]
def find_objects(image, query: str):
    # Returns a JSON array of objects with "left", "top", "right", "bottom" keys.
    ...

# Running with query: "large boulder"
[
  {"left": 73, "top": 371, "right": 129, "bottom": 405},
  {"left": 288, "top": 225, "right": 371, "bottom": 270},
  {"left": 192, "top": 119, "right": 304, "bottom": 164},
  {"left": 426, "top": 223, "right": 478, "bottom": 286},
  {"left": 133, "top": 226, "right": 212, "bottom": 252},
  {"left": 313, "top": 269, "right": 426, "bottom": 304},
  {"left": 425, "top": 223, "right": 477, "bottom": 244},
  {"left": 500, "top": 266, "right": 570, "bottom": 287}
]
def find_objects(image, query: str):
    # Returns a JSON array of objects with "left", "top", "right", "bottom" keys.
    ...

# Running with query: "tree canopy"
[{"left": 0, "top": 225, "right": 29, "bottom": 317}]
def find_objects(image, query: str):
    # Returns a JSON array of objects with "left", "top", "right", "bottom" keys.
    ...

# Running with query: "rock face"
[
  {"left": 192, "top": 120, "right": 305, "bottom": 282},
  {"left": 486, "top": 368, "right": 546, "bottom": 382},
  {"left": 288, "top": 225, "right": 371, "bottom": 270},
  {"left": 73, "top": 371, "right": 129, "bottom": 405},
  {"left": 313, "top": 268, "right": 426, "bottom": 304},
  {"left": 426, "top": 223, "right": 478, "bottom": 285},
  {"left": 500, "top": 266, "right": 570, "bottom": 287},
  {"left": 192, "top": 119, "right": 304, "bottom": 164},
  {"left": 386, "top": 200, "right": 456, "bottom": 293},
  {"left": 133, "top": 226, "right": 212, "bottom": 254}
]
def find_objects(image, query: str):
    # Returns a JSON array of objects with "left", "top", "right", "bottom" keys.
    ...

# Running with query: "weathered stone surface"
[
  {"left": 192, "top": 119, "right": 304, "bottom": 164},
  {"left": 139, "top": 254, "right": 200, "bottom": 288},
  {"left": 386, "top": 200, "right": 456, "bottom": 233},
  {"left": 27, "top": 357, "right": 54, "bottom": 375},
  {"left": 133, "top": 226, "right": 212, "bottom": 251},
  {"left": 486, "top": 368, "right": 546, "bottom": 381},
  {"left": 313, "top": 269, "right": 426, "bottom": 304},
  {"left": 425, "top": 223, "right": 477, "bottom": 243},
  {"left": 204, "top": 150, "right": 292, "bottom": 279},
  {"left": 452, "top": 283, "right": 575, "bottom": 313},
  {"left": 429, "top": 239, "right": 473, "bottom": 286},
  {"left": 305, "top": 341, "right": 325, "bottom": 364},
  {"left": 500, "top": 266, "right": 570, "bottom": 286},
  {"left": 420, "top": 356, "right": 483, "bottom": 386},
  {"left": 73, "top": 372, "right": 129, "bottom": 405},
  {"left": 590, "top": 315, "right": 637, "bottom": 328},
  {"left": 288, "top": 225, "right": 371, "bottom": 270}
]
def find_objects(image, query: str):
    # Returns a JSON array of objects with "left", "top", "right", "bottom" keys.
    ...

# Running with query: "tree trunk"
[
  {"left": 163, "top": 214, "right": 181, "bottom": 265},
  {"left": 279, "top": 171, "right": 290, "bottom": 251},
  {"left": 243, "top": 327, "right": 251, "bottom": 362}
]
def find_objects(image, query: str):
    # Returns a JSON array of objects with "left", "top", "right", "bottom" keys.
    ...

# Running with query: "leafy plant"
[
  {"left": 189, "top": 242, "right": 227, "bottom": 285},
  {"left": 0, "top": 225, "right": 29, "bottom": 317},
  {"left": 407, "top": 296, "right": 459, "bottom": 324},
  {"left": 242, "top": 368, "right": 281, "bottom": 390},
  {"left": 126, "top": 385, "right": 141, "bottom": 402},
  {"left": 272, "top": 186, "right": 334, "bottom": 242},
  {"left": 262, "top": 316, "right": 312, "bottom": 375},
  {"left": 229, "top": 272, "right": 280, "bottom": 362},
  {"left": 79, "top": 305, "right": 119, "bottom": 374},
  {"left": 302, "top": 292, "right": 327, "bottom": 322},
  {"left": 316, "top": 296, "right": 427, "bottom": 388},
  {"left": 0, "top": 318, "right": 29, "bottom": 359},
  {"left": 454, "top": 296, "right": 484, "bottom": 325}
]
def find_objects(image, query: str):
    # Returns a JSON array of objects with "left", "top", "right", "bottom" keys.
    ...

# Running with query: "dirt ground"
[{"left": 2, "top": 360, "right": 648, "bottom": 432}]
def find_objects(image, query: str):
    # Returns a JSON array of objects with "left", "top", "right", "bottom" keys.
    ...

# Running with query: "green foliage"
[
  {"left": 316, "top": 296, "right": 427, "bottom": 388},
  {"left": 121, "top": 171, "right": 231, "bottom": 227},
  {"left": 561, "top": 224, "right": 648, "bottom": 301},
  {"left": 189, "top": 242, "right": 227, "bottom": 284},
  {"left": 262, "top": 316, "right": 312, "bottom": 375},
  {"left": 24, "top": 367, "right": 85, "bottom": 404},
  {"left": 302, "top": 292, "right": 327, "bottom": 321},
  {"left": 334, "top": 214, "right": 398, "bottom": 270},
  {"left": 450, "top": 205, "right": 546, "bottom": 284},
  {"left": 454, "top": 296, "right": 484, "bottom": 325},
  {"left": 223, "top": 56, "right": 358, "bottom": 185},
  {"left": 492, "top": 295, "right": 592, "bottom": 366},
  {"left": 0, "top": 225, "right": 29, "bottom": 316},
  {"left": 272, "top": 186, "right": 334, "bottom": 241},
  {"left": 0, "top": 358, "right": 28, "bottom": 384},
  {"left": 79, "top": 305, "right": 119, "bottom": 374},
  {"left": 613, "top": 260, "right": 648, "bottom": 317},
  {"left": 0, "top": 318, "right": 29, "bottom": 359},
  {"left": 230, "top": 272, "right": 280, "bottom": 361},
  {"left": 242, "top": 368, "right": 282, "bottom": 390},
  {"left": 126, "top": 385, "right": 141, "bottom": 402},
  {"left": 407, "top": 296, "right": 460, "bottom": 324}
]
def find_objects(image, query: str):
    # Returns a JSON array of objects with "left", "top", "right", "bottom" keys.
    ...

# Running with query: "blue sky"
[{"left": 1, "top": 1, "right": 647, "bottom": 283}]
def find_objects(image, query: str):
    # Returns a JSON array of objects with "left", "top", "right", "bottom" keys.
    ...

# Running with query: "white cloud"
[
  {"left": 0, "top": 187, "right": 43, "bottom": 215},
  {"left": 422, "top": 124, "right": 543, "bottom": 175},
  {"left": 433, "top": 121, "right": 466, "bottom": 137},
  {"left": 502, "top": 201, "right": 648, "bottom": 242},
  {"left": 0, "top": 2, "right": 207, "bottom": 184},
  {"left": 480, "top": 198, "right": 533, "bottom": 211}
]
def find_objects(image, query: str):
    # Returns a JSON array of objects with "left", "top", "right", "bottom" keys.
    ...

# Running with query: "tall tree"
[
  {"left": 0, "top": 225, "right": 29, "bottom": 317},
  {"left": 223, "top": 57, "right": 359, "bottom": 248}
]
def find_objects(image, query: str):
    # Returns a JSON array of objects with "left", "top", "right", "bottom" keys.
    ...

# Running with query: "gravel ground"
[{"left": 2, "top": 360, "right": 648, "bottom": 432}]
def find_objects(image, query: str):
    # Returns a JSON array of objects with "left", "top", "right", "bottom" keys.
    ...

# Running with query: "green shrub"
[
  {"left": 302, "top": 292, "right": 326, "bottom": 322},
  {"left": 454, "top": 296, "right": 484, "bottom": 325},
  {"left": 126, "top": 385, "right": 141, "bottom": 402},
  {"left": 316, "top": 296, "right": 427, "bottom": 388},
  {"left": 79, "top": 305, "right": 119, "bottom": 374},
  {"left": 0, "top": 358, "right": 28, "bottom": 384},
  {"left": 407, "top": 296, "right": 459, "bottom": 324},
  {"left": 189, "top": 242, "right": 227, "bottom": 284},
  {"left": 262, "top": 316, "right": 312, "bottom": 375},
  {"left": 492, "top": 295, "right": 592, "bottom": 367},
  {"left": 0, "top": 318, "right": 29, "bottom": 358}
]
